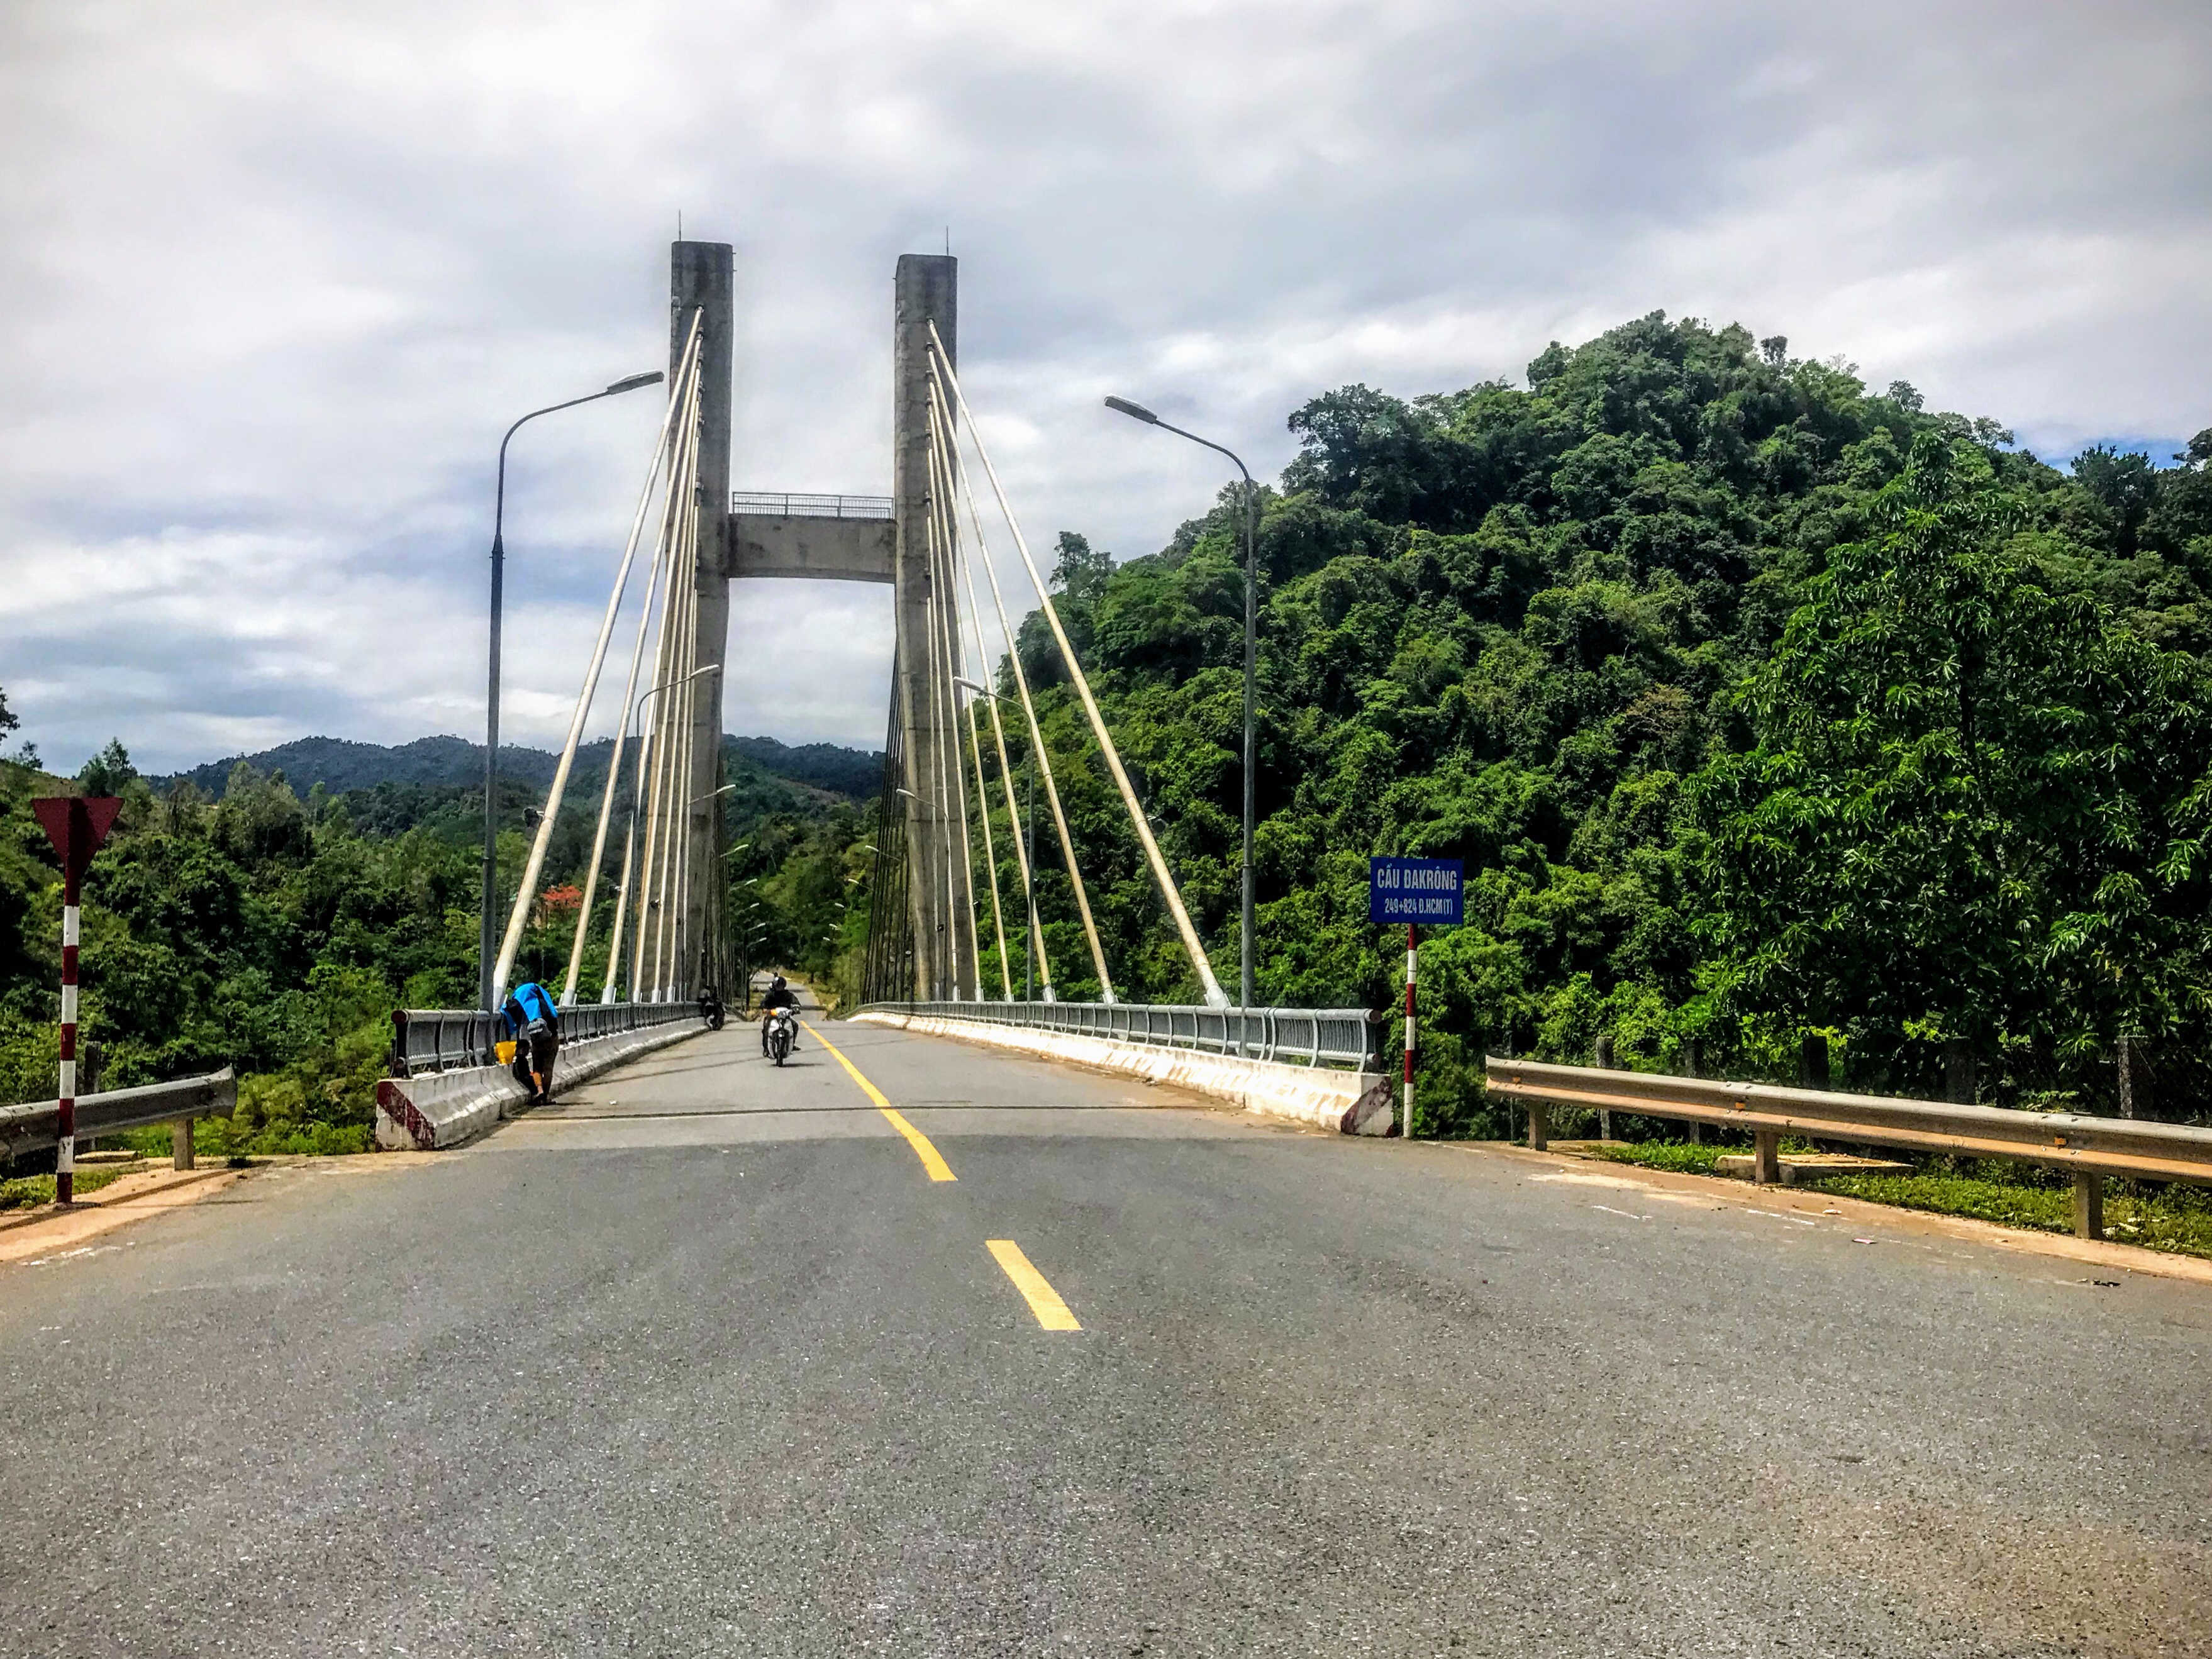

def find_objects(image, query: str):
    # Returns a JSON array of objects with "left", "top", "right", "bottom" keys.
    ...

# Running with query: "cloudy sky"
[{"left": 3, "top": 0, "right": 2207, "bottom": 774}]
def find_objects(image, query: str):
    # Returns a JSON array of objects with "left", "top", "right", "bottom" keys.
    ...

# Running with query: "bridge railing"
[
  {"left": 389, "top": 1002, "right": 703, "bottom": 1078},
  {"left": 859, "top": 1001, "right": 1383, "bottom": 1072},
  {"left": 731, "top": 491, "right": 894, "bottom": 519}
]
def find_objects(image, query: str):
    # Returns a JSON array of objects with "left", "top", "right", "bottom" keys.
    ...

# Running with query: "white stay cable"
[
  {"left": 921, "top": 565, "right": 962, "bottom": 993},
  {"left": 930, "top": 419, "right": 1012, "bottom": 999},
  {"left": 604, "top": 400, "right": 696, "bottom": 1002},
  {"left": 652, "top": 465, "right": 703, "bottom": 997},
  {"left": 672, "top": 487, "right": 709, "bottom": 999},
  {"left": 671, "top": 471, "right": 708, "bottom": 995},
  {"left": 928, "top": 421, "right": 989, "bottom": 999},
  {"left": 631, "top": 391, "right": 699, "bottom": 999},
  {"left": 965, "top": 696, "right": 1011, "bottom": 997},
  {"left": 936, "top": 392, "right": 1051, "bottom": 1001},
  {"left": 613, "top": 449, "right": 690, "bottom": 1002},
  {"left": 636, "top": 374, "right": 703, "bottom": 999},
  {"left": 928, "top": 368, "right": 1105, "bottom": 1001},
  {"left": 493, "top": 325, "right": 700, "bottom": 1005},
  {"left": 928, "top": 325, "right": 1226, "bottom": 1007},
  {"left": 562, "top": 315, "right": 704, "bottom": 1004}
]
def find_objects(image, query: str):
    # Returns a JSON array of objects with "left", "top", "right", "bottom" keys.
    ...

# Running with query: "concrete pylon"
[
  {"left": 673, "top": 240, "right": 732, "bottom": 999},
  {"left": 892, "top": 254, "right": 975, "bottom": 1000}
]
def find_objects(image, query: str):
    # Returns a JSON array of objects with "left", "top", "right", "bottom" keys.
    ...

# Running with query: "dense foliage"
[
  {"left": 9, "top": 311, "right": 2208, "bottom": 1157},
  {"left": 976, "top": 315, "right": 2212, "bottom": 1133}
]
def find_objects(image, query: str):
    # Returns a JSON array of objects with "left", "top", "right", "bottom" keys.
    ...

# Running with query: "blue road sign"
[{"left": 1369, "top": 856, "right": 1464, "bottom": 926}]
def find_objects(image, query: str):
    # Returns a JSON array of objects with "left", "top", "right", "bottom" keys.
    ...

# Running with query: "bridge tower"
[
  {"left": 672, "top": 241, "right": 735, "bottom": 997},
  {"left": 665, "top": 245, "right": 972, "bottom": 1002},
  {"left": 892, "top": 253, "right": 975, "bottom": 1001}
]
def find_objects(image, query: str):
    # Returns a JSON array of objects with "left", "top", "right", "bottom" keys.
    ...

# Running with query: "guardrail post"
[
  {"left": 1943, "top": 1039, "right": 1975, "bottom": 1104},
  {"left": 1593, "top": 1033, "right": 1614, "bottom": 1139},
  {"left": 2117, "top": 1036, "right": 2148, "bottom": 1120},
  {"left": 2073, "top": 1173, "right": 2104, "bottom": 1240},
  {"left": 1799, "top": 1034, "right": 1830, "bottom": 1090},
  {"left": 1752, "top": 1129, "right": 1782, "bottom": 1185},
  {"left": 1526, "top": 1098, "right": 1548, "bottom": 1152},
  {"left": 1681, "top": 1038, "right": 1703, "bottom": 1143},
  {"left": 171, "top": 1116, "right": 195, "bottom": 1171}
]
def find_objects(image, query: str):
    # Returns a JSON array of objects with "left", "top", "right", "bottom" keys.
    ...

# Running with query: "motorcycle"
[{"left": 765, "top": 1006, "right": 798, "bottom": 1067}]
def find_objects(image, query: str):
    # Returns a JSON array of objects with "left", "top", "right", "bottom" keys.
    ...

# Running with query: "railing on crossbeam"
[
  {"left": 858, "top": 1001, "right": 1383, "bottom": 1072},
  {"left": 389, "top": 1002, "right": 703, "bottom": 1078},
  {"left": 731, "top": 491, "right": 894, "bottom": 520}
]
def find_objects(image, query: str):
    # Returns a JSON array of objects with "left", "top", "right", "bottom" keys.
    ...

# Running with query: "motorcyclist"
[
  {"left": 758, "top": 975, "right": 800, "bottom": 1057},
  {"left": 499, "top": 979, "right": 562, "bottom": 1106}
]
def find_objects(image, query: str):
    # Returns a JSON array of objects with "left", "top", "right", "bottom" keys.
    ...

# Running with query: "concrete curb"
[
  {"left": 851, "top": 1011, "right": 1385, "bottom": 1131},
  {"left": 375, "top": 1019, "right": 708, "bottom": 1151}
]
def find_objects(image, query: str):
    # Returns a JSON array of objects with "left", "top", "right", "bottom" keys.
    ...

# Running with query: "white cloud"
[{"left": 1, "top": 0, "right": 2206, "bottom": 770}]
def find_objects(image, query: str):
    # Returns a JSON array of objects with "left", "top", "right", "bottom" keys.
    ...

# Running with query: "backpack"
[{"left": 512, "top": 982, "right": 555, "bottom": 1037}]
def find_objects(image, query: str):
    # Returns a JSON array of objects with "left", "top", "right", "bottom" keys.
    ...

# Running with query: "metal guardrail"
[
  {"left": 731, "top": 492, "right": 894, "bottom": 520},
  {"left": 860, "top": 1001, "right": 1382, "bottom": 1072},
  {"left": 391, "top": 1002, "right": 703, "bottom": 1078},
  {"left": 0, "top": 1067, "right": 236, "bottom": 1163},
  {"left": 1485, "top": 1055, "right": 2212, "bottom": 1238}
]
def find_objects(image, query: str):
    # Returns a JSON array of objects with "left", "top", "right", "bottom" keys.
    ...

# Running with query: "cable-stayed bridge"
[
  {"left": 5, "top": 241, "right": 2206, "bottom": 1659},
  {"left": 495, "top": 242, "right": 1228, "bottom": 1015}
]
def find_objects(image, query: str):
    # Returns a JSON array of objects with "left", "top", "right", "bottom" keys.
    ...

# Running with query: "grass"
[
  {"left": 0, "top": 1163, "right": 140, "bottom": 1212},
  {"left": 1572, "top": 1138, "right": 2212, "bottom": 1261},
  {"left": 107, "top": 1118, "right": 372, "bottom": 1160},
  {"left": 1582, "top": 1140, "right": 1725, "bottom": 1175},
  {"left": 1801, "top": 1170, "right": 2212, "bottom": 1258}
]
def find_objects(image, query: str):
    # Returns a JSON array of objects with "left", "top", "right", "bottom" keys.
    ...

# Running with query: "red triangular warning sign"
[{"left": 31, "top": 796, "right": 122, "bottom": 886}]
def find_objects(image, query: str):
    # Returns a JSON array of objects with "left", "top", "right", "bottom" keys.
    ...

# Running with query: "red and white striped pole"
[
  {"left": 56, "top": 870, "right": 81, "bottom": 1204},
  {"left": 1403, "top": 921, "right": 1417, "bottom": 1140},
  {"left": 31, "top": 796, "right": 119, "bottom": 1206}
]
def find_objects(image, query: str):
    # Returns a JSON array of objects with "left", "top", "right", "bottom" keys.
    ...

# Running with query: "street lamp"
[
  {"left": 595, "top": 662, "right": 717, "bottom": 1003},
  {"left": 617, "top": 663, "right": 721, "bottom": 894},
  {"left": 1105, "top": 395, "right": 1260, "bottom": 1014},
  {"left": 479, "top": 367, "right": 665, "bottom": 1011}
]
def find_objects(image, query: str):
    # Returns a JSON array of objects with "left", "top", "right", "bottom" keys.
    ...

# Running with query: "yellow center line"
[
  {"left": 986, "top": 1240, "right": 1082, "bottom": 1331},
  {"left": 802, "top": 1018, "right": 956, "bottom": 1182}
]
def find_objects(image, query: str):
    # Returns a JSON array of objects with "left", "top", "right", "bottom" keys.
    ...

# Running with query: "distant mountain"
[
  {"left": 724, "top": 736, "right": 881, "bottom": 799},
  {"left": 158, "top": 733, "right": 881, "bottom": 802}
]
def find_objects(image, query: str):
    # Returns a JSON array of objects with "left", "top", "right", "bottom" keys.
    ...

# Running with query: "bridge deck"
[{"left": 0, "top": 1021, "right": 2205, "bottom": 1655}]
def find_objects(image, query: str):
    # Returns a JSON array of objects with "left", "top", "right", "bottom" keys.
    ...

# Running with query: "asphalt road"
[{"left": 2, "top": 1016, "right": 2208, "bottom": 1657}]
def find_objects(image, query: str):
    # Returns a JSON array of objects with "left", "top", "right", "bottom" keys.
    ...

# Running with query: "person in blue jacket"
[{"left": 500, "top": 980, "right": 562, "bottom": 1106}]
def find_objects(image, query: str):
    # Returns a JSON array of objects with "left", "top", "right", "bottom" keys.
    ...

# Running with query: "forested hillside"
[
  {"left": 982, "top": 315, "right": 2212, "bottom": 1133},
  {"left": 0, "top": 715, "right": 877, "bottom": 1153}
]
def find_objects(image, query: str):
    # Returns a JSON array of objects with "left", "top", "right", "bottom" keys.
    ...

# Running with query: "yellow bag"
[{"left": 496, "top": 1039, "right": 518, "bottom": 1065}]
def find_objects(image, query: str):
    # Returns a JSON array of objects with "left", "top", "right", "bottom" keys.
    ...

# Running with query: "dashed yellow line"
[
  {"left": 803, "top": 1019, "right": 956, "bottom": 1182},
  {"left": 986, "top": 1240, "right": 1082, "bottom": 1331}
]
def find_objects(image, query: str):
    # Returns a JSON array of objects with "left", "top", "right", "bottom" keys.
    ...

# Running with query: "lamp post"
[
  {"left": 1105, "top": 396, "right": 1260, "bottom": 1015},
  {"left": 479, "top": 369, "right": 664, "bottom": 1011}
]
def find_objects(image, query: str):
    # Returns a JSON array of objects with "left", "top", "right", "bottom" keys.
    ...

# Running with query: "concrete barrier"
[
  {"left": 375, "top": 1018, "right": 707, "bottom": 1151},
  {"left": 851, "top": 1010, "right": 1387, "bottom": 1132}
]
